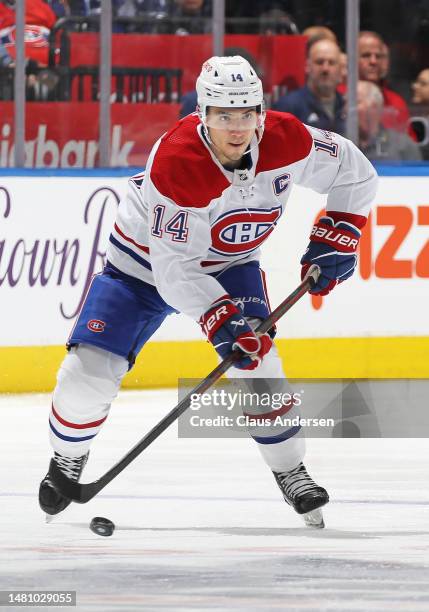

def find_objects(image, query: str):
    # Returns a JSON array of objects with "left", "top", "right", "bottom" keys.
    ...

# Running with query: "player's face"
[
  {"left": 359, "top": 36, "right": 384, "bottom": 83},
  {"left": 206, "top": 107, "right": 258, "bottom": 167},
  {"left": 306, "top": 40, "right": 341, "bottom": 97}
]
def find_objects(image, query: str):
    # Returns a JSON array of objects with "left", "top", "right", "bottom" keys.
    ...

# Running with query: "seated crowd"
[{"left": 0, "top": 0, "right": 427, "bottom": 161}]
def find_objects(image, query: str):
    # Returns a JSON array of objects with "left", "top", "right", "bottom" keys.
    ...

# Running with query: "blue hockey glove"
[
  {"left": 200, "top": 297, "right": 272, "bottom": 370},
  {"left": 301, "top": 216, "right": 361, "bottom": 296}
]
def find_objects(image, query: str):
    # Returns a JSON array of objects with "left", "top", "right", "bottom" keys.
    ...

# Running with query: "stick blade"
[{"left": 49, "top": 459, "right": 98, "bottom": 504}]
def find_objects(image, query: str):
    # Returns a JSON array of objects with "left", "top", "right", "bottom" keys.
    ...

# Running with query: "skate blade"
[
  {"left": 45, "top": 514, "right": 55, "bottom": 524},
  {"left": 303, "top": 508, "right": 325, "bottom": 529}
]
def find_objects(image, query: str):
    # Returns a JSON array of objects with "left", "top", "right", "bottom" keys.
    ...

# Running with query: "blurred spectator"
[
  {"left": 0, "top": 40, "right": 12, "bottom": 66},
  {"left": 0, "top": 0, "right": 56, "bottom": 65},
  {"left": 179, "top": 47, "right": 263, "bottom": 119},
  {"left": 258, "top": 8, "right": 298, "bottom": 35},
  {"left": 116, "top": 0, "right": 169, "bottom": 19},
  {"left": 0, "top": 0, "right": 60, "bottom": 100},
  {"left": 412, "top": 68, "right": 429, "bottom": 106},
  {"left": 64, "top": 0, "right": 126, "bottom": 16},
  {"left": 57, "top": 1, "right": 156, "bottom": 18},
  {"left": 115, "top": 0, "right": 170, "bottom": 32},
  {"left": 225, "top": 1, "right": 296, "bottom": 34},
  {"left": 179, "top": 89, "right": 198, "bottom": 119},
  {"left": 339, "top": 51, "right": 347, "bottom": 86},
  {"left": 357, "top": 31, "right": 411, "bottom": 134},
  {"left": 167, "top": 0, "right": 212, "bottom": 34},
  {"left": 357, "top": 80, "right": 421, "bottom": 161},
  {"left": 302, "top": 25, "right": 337, "bottom": 44},
  {"left": 273, "top": 37, "right": 345, "bottom": 134},
  {"left": 54, "top": 1, "right": 171, "bottom": 32},
  {"left": 410, "top": 68, "right": 429, "bottom": 160},
  {"left": 46, "top": 0, "right": 71, "bottom": 17},
  {"left": 379, "top": 41, "right": 389, "bottom": 80},
  {"left": 0, "top": 40, "right": 12, "bottom": 99}
]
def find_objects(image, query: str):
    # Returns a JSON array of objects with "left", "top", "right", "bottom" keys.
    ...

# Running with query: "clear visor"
[{"left": 204, "top": 110, "right": 260, "bottom": 131}]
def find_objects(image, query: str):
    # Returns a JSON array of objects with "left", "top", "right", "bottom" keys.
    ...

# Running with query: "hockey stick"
[{"left": 49, "top": 265, "right": 320, "bottom": 504}]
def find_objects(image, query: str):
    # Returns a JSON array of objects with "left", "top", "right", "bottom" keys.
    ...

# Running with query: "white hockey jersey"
[{"left": 106, "top": 111, "right": 378, "bottom": 320}]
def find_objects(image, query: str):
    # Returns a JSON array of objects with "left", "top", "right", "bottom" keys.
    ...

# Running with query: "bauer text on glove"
[{"left": 300, "top": 215, "right": 362, "bottom": 296}]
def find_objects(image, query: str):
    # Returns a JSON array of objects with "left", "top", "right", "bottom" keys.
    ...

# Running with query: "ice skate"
[
  {"left": 273, "top": 462, "right": 329, "bottom": 529},
  {"left": 39, "top": 451, "right": 89, "bottom": 516}
]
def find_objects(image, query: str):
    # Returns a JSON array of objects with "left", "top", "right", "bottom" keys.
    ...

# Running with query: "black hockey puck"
[{"left": 90, "top": 516, "right": 115, "bottom": 537}]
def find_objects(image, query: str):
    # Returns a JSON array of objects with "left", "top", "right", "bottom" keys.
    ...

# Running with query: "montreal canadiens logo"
[
  {"left": 87, "top": 319, "right": 106, "bottom": 333},
  {"left": 24, "top": 25, "right": 50, "bottom": 45},
  {"left": 210, "top": 207, "right": 282, "bottom": 256}
]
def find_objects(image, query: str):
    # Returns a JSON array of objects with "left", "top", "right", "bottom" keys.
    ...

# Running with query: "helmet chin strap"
[
  {"left": 199, "top": 118, "right": 214, "bottom": 146},
  {"left": 247, "top": 121, "right": 265, "bottom": 154}
]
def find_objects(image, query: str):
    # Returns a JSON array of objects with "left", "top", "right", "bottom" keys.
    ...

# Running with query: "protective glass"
[{"left": 205, "top": 110, "right": 260, "bottom": 130}]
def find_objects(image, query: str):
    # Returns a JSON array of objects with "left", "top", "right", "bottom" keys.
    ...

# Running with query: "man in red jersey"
[
  {"left": 0, "top": 0, "right": 56, "bottom": 65},
  {"left": 39, "top": 56, "right": 378, "bottom": 529}
]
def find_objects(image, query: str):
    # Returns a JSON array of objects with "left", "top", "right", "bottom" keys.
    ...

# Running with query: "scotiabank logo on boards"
[
  {"left": 311, "top": 205, "right": 429, "bottom": 310},
  {"left": 0, "top": 124, "right": 134, "bottom": 168}
]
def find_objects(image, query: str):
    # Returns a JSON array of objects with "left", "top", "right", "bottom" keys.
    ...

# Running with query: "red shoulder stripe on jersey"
[
  {"left": 114, "top": 222, "right": 150, "bottom": 254},
  {"left": 150, "top": 115, "right": 229, "bottom": 208},
  {"left": 256, "top": 111, "right": 313, "bottom": 173}
]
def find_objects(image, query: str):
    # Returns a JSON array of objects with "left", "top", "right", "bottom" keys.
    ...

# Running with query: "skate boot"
[
  {"left": 39, "top": 451, "right": 89, "bottom": 516},
  {"left": 273, "top": 462, "right": 329, "bottom": 528}
]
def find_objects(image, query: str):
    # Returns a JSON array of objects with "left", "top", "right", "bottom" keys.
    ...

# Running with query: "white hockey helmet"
[{"left": 196, "top": 55, "right": 265, "bottom": 134}]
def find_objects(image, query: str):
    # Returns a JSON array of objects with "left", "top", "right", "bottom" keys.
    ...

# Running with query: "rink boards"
[{"left": 1, "top": 166, "right": 428, "bottom": 392}]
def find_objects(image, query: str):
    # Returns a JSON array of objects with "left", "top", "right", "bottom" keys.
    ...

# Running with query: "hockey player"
[{"left": 39, "top": 56, "right": 377, "bottom": 526}]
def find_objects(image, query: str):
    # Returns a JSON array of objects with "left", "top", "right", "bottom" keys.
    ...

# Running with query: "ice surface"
[{"left": 1, "top": 390, "right": 428, "bottom": 611}]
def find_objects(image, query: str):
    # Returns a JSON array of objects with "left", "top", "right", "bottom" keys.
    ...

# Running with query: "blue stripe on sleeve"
[{"left": 109, "top": 235, "right": 152, "bottom": 270}]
